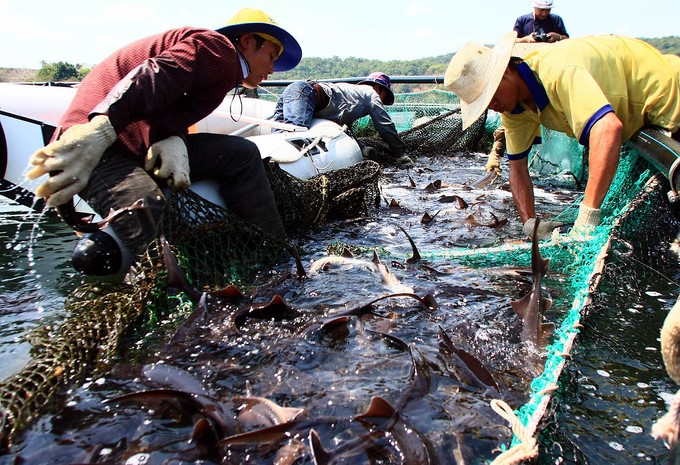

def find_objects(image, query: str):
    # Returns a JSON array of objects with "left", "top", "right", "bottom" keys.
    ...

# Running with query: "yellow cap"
[{"left": 216, "top": 8, "right": 302, "bottom": 71}]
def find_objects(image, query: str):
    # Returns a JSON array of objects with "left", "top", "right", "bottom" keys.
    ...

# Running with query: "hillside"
[
  {"left": 0, "top": 68, "right": 39, "bottom": 83},
  {"left": 2, "top": 35, "right": 678, "bottom": 90}
]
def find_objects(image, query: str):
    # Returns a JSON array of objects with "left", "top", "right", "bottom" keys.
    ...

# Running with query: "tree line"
[{"left": 3, "top": 36, "right": 679, "bottom": 86}]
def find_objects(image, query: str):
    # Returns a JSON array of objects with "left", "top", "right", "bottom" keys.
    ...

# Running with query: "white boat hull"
[
  {"left": 0, "top": 83, "right": 363, "bottom": 212},
  {"left": 0, "top": 83, "right": 364, "bottom": 275}
]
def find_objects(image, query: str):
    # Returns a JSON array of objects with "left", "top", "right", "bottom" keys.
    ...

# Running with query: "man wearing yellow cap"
[
  {"left": 445, "top": 31, "right": 680, "bottom": 240},
  {"left": 25, "top": 8, "right": 302, "bottom": 275}
]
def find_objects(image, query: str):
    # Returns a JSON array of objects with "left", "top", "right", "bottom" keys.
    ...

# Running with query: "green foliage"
[
  {"left": 35, "top": 61, "right": 82, "bottom": 82},
  {"left": 8, "top": 35, "right": 680, "bottom": 85},
  {"left": 272, "top": 54, "right": 454, "bottom": 93},
  {"left": 640, "top": 36, "right": 680, "bottom": 56}
]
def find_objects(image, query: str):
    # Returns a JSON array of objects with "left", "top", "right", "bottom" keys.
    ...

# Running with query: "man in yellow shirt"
[{"left": 445, "top": 31, "right": 680, "bottom": 239}]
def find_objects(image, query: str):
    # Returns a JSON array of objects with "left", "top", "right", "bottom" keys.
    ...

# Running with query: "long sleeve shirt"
[
  {"left": 316, "top": 82, "right": 406, "bottom": 157},
  {"left": 56, "top": 27, "right": 242, "bottom": 158}
]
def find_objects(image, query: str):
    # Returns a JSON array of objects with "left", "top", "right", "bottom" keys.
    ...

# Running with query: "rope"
[
  {"left": 652, "top": 388, "right": 680, "bottom": 448},
  {"left": 489, "top": 399, "right": 538, "bottom": 465}
]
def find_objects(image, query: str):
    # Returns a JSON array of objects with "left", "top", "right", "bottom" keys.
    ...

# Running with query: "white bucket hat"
[
  {"left": 444, "top": 31, "right": 517, "bottom": 130},
  {"left": 531, "top": 0, "right": 554, "bottom": 9}
]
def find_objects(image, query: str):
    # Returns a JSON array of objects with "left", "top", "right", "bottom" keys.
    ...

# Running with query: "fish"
[
  {"left": 469, "top": 171, "right": 498, "bottom": 189},
  {"left": 438, "top": 194, "right": 469, "bottom": 209},
  {"left": 106, "top": 387, "right": 234, "bottom": 452},
  {"left": 465, "top": 211, "right": 508, "bottom": 229},
  {"left": 234, "top": 395, "right": 305, "bottom": 428},
  {"left": 161, "top": 235, "right": 202, "bottom": 302},
  {"left": 227, "top": 294, "right": 304, "bottom": 335},
  {"left": 57, "top": 198, "right": 147, "bottom": 233},
  {"left": 510, "top": 219, "right": 555, "bottom": 346},
  {"left": 354, "top": 396, "right": 434, "bottom": 465},
  {"left": 309, "top": 252, "right": 414, "bottom": 294},
  {"left": 372, "top": 250, "right": 414, "bottom": 294},
  {"left": 438, "top": 327, "right": 500, "bottom": 392},
  {"left": 367, "top": 330, "right": 433, "bottom": 409}
]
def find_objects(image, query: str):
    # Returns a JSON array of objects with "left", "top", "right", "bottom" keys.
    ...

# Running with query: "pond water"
[{"left": 0, "top": 151, "right": 677, "bottom": 464}]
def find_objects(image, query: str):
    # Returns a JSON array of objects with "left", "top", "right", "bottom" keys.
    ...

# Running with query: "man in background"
[
  {"left": 273, "top": 73, "right": 414, "bottom": 168},
  {"left": 514, "top": 0, "right": 569, "bottom": 44}
]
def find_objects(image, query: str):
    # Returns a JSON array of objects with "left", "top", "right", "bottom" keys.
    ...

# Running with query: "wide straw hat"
[
  {"left": 444, "top": 31, "right": 517, "bottom": 130},
  {"left": 216, "top": 8, "right": 302, "bottom": 72},
  {"left": 511, "top": 41, "right": 550, "bottom": 59}
]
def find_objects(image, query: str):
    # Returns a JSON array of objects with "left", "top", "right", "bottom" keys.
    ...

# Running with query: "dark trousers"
[{"left": 81, "top": 133, "right": 285, "bottom": 260}]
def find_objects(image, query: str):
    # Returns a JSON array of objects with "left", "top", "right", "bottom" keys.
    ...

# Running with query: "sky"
[{"left": 1, "top": 0, "right": 679, "bottom": 69}]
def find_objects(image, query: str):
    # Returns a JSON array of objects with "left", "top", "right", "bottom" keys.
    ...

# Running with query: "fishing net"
[
  {"left": 356, "top": 88, "right": 488, "bottom": 159},
  {"left": 431, "top": 141, "right": 675, "bottom": 462},
  {"left": 1, "top": 86, "right": 674, "bottom": 463},
  {"left": 534, "top": 173, "right": 680, "bottom": 464},
  {"left": 0, "top": 88, "right": 488, "bottom": 451}
]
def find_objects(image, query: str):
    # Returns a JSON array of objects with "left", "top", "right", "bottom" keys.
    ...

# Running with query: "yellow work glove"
[
  {"left": 26, "top": 115, "right": 116, "bottom": 207},
  {"left": 486, "top": 126, "right": 505, "bottom": 175},
  {"left": 522, "top": 217, "right": 563, "bottom": 240},
  {"left": 145, "top": 136, "right": 191, "bottom": 190},
  {"left": 485, "top": 150, "right": 502, "bottom": 175},
  {"left": 570, "top": 203, "right": 601, "bottom": 238}
]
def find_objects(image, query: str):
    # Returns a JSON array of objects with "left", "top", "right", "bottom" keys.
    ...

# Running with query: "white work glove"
[
  {"left": 145, "top": 136, "right": 191, "bottom": 190},
  {"left": 570, "top": 203, "right": 601, "bottom": 238},
  {"left": 523, "top": 217, "right": 563, "bottom": 240},
  {"left": 393, "top": 154, "right": 414, "bottom": 168},
  {"left": 361, "top": 146, "right": 377, "bottom": 160},
  {"left": 26, "top": 115, "right": 116, "bottom": 207}
]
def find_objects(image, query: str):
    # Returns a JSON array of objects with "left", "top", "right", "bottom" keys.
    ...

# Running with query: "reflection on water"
[
  {"left": 551, "top": 236, "right": 680, "bottom": 464},
  {"left": 0, "top": 200, "right": 80, "bottom": 381},
  {"left": 0, "top": 155, "right": 677, "bottom": 464}
]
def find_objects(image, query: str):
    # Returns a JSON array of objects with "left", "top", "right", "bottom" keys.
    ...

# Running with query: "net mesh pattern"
[
  {"left": 1, "top": 88, "right": 672, "bottom": 462},
  {"left": 0, "top": 88, "right": 487, "bottom": 449}
]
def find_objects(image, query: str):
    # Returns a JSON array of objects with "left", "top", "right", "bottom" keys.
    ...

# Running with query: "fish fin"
[
  {"left": 451, "top": 346, "right": 499, "bottom": 390},
  {"left": 408, "top": 175, "right": 417, "bottom": 188},
  {"left": 210, "top": 284, "right": 244, "bottom": 300},
  {"left": 539, "top": 322, "right": 556, "bottom": 346},
  {"left": 191, "top": 417, "right": 218, "bottom": 447},
  {"left": 291, "top": 244, "right": 307, "bottom": 279},
  {"left": 398, "top": 225, "right": 422, "bottom": 262},
  {"left": 541, "top": 297, "right": 553, "bottom": 313},
  {"left": 372, "top": 250, "right": 382, "bottom": 266},
  {"left": 355, "top": 396, "right": 396, "bottom": 420},
  {"left": 309, "top": 429, "right": 332, "bottom": 465},
  {"left": 341, "top": 246, "right": 354, "bottom": 258},
  {"left": 510, "top": 293, "right": 532, "bottom": 318}
]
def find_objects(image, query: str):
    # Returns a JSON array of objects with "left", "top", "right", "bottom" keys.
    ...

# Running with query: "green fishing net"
[{"left": 1, "top": 87, "right": 674, "bottom": 463}]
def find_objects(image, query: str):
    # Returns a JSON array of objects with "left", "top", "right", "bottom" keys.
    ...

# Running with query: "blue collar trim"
[{"left": 514, "top": 62, "right": 549, "bottom": 112}]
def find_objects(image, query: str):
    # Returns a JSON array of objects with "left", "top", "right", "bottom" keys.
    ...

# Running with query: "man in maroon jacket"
[{"left": 26, "top": 8, "right": 302, "bottom": 274}]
